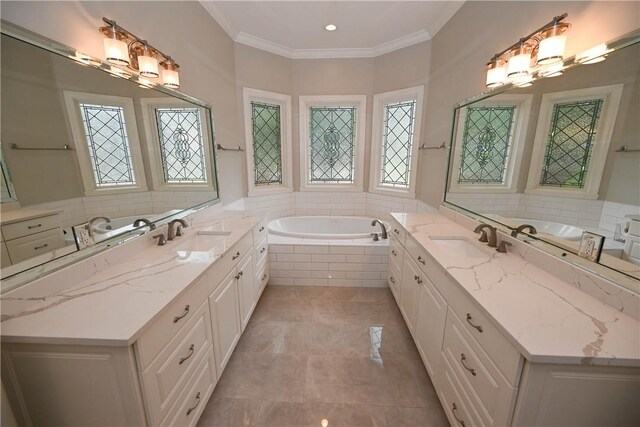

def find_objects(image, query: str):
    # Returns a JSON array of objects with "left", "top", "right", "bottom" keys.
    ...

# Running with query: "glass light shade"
[
  {"left": 486, "top": 65, "right": 506, "bottom": 88},
  {"left": 109, "top": 67, "right": 131, "bottom": 79},
  {"left": 507, "top": 52, "right": 530, "bottom": 77},
  {"left": 537, "top": 34, "right": 566, "bottom": 65},
  {"left": 513, "top": 75, "right": 534, "bottom": 87},
  {"left": 539, "top": 62, "right": 564, "bottom": 77},
  {"left": 576, "top": 44, "right": 609, "bottom": 64},
  {"left": 138, "top": 77, "right": 154, "bottom": 89},
  {"left": 162, "top": 68, "right": 180, "bottom": 88},
  {"left": 138, "top": 55, "right": 159, "bottom": 78},
  {"left": 103, "top": 37, "right": 129, "bottom": 66}
]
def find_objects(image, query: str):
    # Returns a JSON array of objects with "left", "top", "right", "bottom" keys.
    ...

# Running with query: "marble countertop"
[
  {"left": 0, "top": 210, "right": 261, "bottom": 347},
  {"left": 391, "top": 212, "right": 640, "bottom": 368}
]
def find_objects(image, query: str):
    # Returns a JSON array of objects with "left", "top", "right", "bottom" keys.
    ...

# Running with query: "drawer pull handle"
[
  {"left": 179, "top": 344, "right": 195, "bottom": 365},
  {"left": 260, "top": 247, "right": 266, "bottom": 254},
  {"left": 393, "top": 228, "right": 400, "bottom": 234},
  {"left": 235, "top": 271, "right": 244, "bottom": 280},
  {"left": 466, "top": 313, "right": 483, "bottom": 333},
  {"left": 262, "top": 274, "right": 268, "bottom": 280},
  {"left": 452, "top": 403, "right": 465, "bottom": 427},
  {"left": 417, "top": 256, "right": 426, "bottom": 265},
  {"left": 460, "top": 353, "right": 476, "bottom": 376},
  {"left": 414, "top": 275, "right": 423, "bottom": 284},
  {"left": 34, "top": 243, "right": 49, "bottom": 250},
  {"left": 232, "top": 251, "right": 241, "bottom": 260},
  {"left": 259, "top": 226, "right": 265, "bottom": 232},
  {"left": 389, "top": 276, "right": 395, "bottom": 284},
  {"left": 27, "top": 223, "right": 43, "bottom": 229},
  {"left": 391, "top": 249, "right": 397, "bottom": 256},
  {"left": 186, "top": 392, "right": 201, "bottom": 416},
  {"left": 173, "top": 305, "right": 190, "bottom": 323}
]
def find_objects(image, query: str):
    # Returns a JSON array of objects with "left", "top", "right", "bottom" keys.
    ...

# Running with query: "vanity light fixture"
[
  {"left": 99, "top": 17, "right": 180, "bottom": 88},
  {"left": 538, "top": 62, "right": 565, "bottom": 78},
  {"left": 485, "top": 13, "right": 571, "bottom": 88},
  {"left": 576, "top": 43, "right": 611, "bottom": 64}
]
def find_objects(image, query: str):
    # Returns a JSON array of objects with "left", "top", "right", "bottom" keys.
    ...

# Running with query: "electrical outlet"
[{"left": 578, "top": 231, "right": 605, "bottom": 262}]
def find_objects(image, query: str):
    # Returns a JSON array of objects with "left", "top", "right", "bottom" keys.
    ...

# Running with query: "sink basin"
[
  {"left": 174, "top": 234, "right": 226, "bottom": 253},
  {"left": 430, "top": 237, "right": 492, "bottom": 259}
]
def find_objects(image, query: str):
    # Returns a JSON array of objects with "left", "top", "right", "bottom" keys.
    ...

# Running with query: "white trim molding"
[
  {"left": 449, "top": 94, "right": 533, "bottom": 194},
  {"left": 525, "top": 84, "right": 624, "bottom": 200},
  {"left": 299, "top": 95, "right": 367, "bottom": 192},
  {"left": 243, "top": 88, "right": 293, "bottom": 197},
  {"left": 369, "top": 86, "right": 425, "bottom": 199},
  {"left": 63, "top": 91, "right": 147, "bottom": 197}
]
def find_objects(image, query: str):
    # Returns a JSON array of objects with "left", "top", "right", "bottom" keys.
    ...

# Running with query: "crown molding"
[
  {"left": 199, "top": 0, "right": 238, "bottom": 39},
  {"left": 371, "top": 30, "right": 431, "bottom": 57}
]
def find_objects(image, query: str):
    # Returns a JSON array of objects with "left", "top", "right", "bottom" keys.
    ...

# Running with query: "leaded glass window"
[
  {"left": 155, "top": 107, "right": 207, "bottom": 184},
  {"left": 458, "top": 105, "right": 516, "bottom": 184},
  {"left": 539, "top": 98, "right": 604, "bottom": 188},
  {"left": 251, "top": 102, "right": 282, "bottom": 185},
  {"left": 309, "top": 106, "right": 356, "bottom": 183},
  {"left": 79, "top": 103, "right": 136, "bottom": 187},
  {"left": 381, "top": 100, "right": 416, "bottom": 188}
]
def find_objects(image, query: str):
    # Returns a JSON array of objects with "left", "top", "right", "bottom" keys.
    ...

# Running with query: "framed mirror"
[
  {"left": 0, "top": 22, "right": 220, "bottom": 286},
  {"left": 444, "top": 29, "right": 639, "bottom": 288}
]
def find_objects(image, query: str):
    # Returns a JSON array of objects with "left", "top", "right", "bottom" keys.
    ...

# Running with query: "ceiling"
[{"left": 200, "top": 1, "right": 464, "bottom": 59}]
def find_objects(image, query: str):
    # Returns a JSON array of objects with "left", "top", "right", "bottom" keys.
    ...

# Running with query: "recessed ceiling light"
[{"left": 325, "top": 24, "right": 337, "bottom": 31}]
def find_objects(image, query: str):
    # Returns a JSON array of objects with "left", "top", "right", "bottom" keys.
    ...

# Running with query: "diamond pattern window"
[
  {"left": 79, "top": 103, "right": 136, "bottom": 187},
  {"left": 380, "top": 100, "right": 417, "bottom": 188},
  {"left": 458, "top": 105, "right": 516, "bottom": 184},
  {"left": 309, "top": 107, "right": 356, "bottom": 183},
  {"left": 155, "top": 107, "right": 207, "bottom": 184},
  {"left": 251, "top": 101, "right": 282, "bottom": 185},
  {"left": 539, "top": 98, "right": 604, "bottom": 188}
]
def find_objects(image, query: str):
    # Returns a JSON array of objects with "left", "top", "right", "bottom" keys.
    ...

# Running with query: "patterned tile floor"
[{"left": 197, "top": 285, "right": 448, "bottom": 427}]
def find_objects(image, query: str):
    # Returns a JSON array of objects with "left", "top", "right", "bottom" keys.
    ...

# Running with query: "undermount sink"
[
  {"left": 429, "top": 236, "right": 492, "bottom": 259},
  {"left": 174, "top": 233, "right": 227, "bottom": 253}
]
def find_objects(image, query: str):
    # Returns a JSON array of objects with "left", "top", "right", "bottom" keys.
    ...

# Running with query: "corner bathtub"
[{"left": 266, "top": 216, "right": 389, "bottom": 288}]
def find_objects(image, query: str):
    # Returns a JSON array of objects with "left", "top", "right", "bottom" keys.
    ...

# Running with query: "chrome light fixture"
[
  {"left": 100, "top": 17, "right": 181, "bottom": 88},
  {"left": 485, "top": 13, "right": 571, "bottom": 88}
]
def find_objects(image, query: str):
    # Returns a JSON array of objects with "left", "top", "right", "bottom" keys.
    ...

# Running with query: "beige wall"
[
  {"left": 1, "top": 1, "right": 244, "bottom": 204},
  {"left": 421, "top": 0, "right": 640, "bottom": 207}
]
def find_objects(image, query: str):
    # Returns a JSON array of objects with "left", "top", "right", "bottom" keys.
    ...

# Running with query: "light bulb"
[
  {"left": 537, "top": 34, "right": 566, "bottom": 65},
  {"left": 507, "top": 51, "right": 531, "bottom": 77},
  {"left": 486, "top": 61, "right": 506, "bottom": 88},
  {"left": 103, "top": 36, "right": 129, "bottom": 66},
  {"left": 162, "top": 68, "right": 180, "bottom": 88},
  {"left": 139, "top": 54, "right": 159, "bottom": 78}
]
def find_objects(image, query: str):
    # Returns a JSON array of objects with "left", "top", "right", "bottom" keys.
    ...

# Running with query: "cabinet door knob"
[
  {"left": 173, "top": 305, "right": 190, "bottom": 323},
  {"left": 389, "top": 276, "right": 395, "bottom": 284},
  {"left": 260, "top": 247, "right": 266, "bottom": 254},
  {"left": 452, "top": 403, "right": 465, "bottom": 427},
  {"left": 262, "top": 274, "right": 268, "bottom": 280},
  {"left": 391, "top": 249, "right": 397, "bottom": 256},
  {"left": 466, "top": 313, "right": 483, "bottom": 333},
  {"left": 259, "top": 226, "right": 265, "bottom": 232},
  {"left": 179, "top": 344, "right": 195, "bottom": 365},
  {"left": 186, "top": 392, "right": 201, "bottom": 416},
  {"left": 460, "top": 353, "right": 476, "bottom": 376},
  {"left": 393, "top": 228, "right": 400, "bottom": 234}
]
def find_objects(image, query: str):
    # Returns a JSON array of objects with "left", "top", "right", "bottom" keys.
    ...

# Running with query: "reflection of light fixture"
[
  {"left": 137, "top": 77, "right": 154, "bottom": 89},
  {"left": 325, "top": 24, "right": 337, "bottom": 31},
  {"left": 99, "top": 17, "right": 180, "bottom": 87},
  {"left": 69, "top": 52, "right": 101, "bottom": 67},
  {"left": 512, "top": 75, "right": 534, "bottom": 87},
  {"left": 576, "top": 43, "right": 611, "bottom": 64},
  {"left": 485, "top": 13, "right": 571, "bottom": 88},
  {"left": 538, "top": 62, "right": 564, "bottom": 77},
  {"left": 108, "top": 66, "right": 132, "bottom": 79}
]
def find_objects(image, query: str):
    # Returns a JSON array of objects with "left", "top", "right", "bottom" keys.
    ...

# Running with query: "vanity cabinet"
[
  {"left": 399, "top": 254, "right": 421, "bottom": 333},
  {"left": 0, "top": 211, "right": 65, "bottom": 266},
  {"left": 413, "top": 271, "right": 447, "bottom": 382},
  {"left": 209, "top": 269, "right": 241, "bottom": 376}
]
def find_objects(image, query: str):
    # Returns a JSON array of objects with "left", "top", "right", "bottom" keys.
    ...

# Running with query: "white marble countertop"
[
  {"left": 391, "top": 212, "right": 640, "bottom": 368},
  {"left": 0, "top": 210, "right": 261, "bottom": 347}
]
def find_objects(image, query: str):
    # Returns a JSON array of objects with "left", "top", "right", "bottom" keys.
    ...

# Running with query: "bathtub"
[
  {"left": 266, "top": 216, "right": 389, "bottom": 288},
  {"left": 268, "top": 216, "right": 388, "bottom": 239},
  {"left": 484, "top": 214, "right": 585, "bottom": 241}
]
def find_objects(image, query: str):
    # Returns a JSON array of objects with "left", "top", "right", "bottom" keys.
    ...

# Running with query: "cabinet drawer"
[
  {"left": 256, "top": 257, "right": 269, "bottom": 295},
  {"left": 252, "top": 218, "right": 267, "bottom": 242},
  {"left": 135, "top": 275, "right": 209, "bottom": 370},
  {"left": 1, "top": 214, "right": 60, "bottom": 240},
  {"left": 448, "top": 284, "right": 522, "bottom": 385},
  {"left": 165, "top": 352, "right": 217, "bottom": 427},
  {"left": 443, "top": 310, "right": 518, "bottom": 426},
  {"left": 389, "top": 235, "right": 404, "bottom": 274},
  {"left": 388, "top": 218, "right": 406, "bottom": 246},
  {"left": 254, "top": 236, "right": 268, "bottom": 267},
  {"left": 438, "top": 355, "right": 483, "bottom": 427},
  {"left": 387, "top": 261, "right": 401, "bottom": 302},
  {"left": 140, "top": 302, "right": 214, "bottom": 425},
  {"left": 206, "top": 231, "right": 253, "bottom": 295},
  {"left": 5, "top": 228, "right": 64, "bottom": 263},
  {"left": 405, "top": 236, "right": 453, "bottom": 300}
]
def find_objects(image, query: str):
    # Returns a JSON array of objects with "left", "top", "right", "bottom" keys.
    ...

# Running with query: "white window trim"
[
  {"left": 243, "top": 88, "right": 293, "bottom": 197},
  {"left": 525, "top": 84, "right": 623, "bottom": 199},
  {"left": 63, "top": 91, "right": 147, "bottom": 196},
  {"left": 299, "top": 95, "right": 367, "bottom": 192},
  {"left": 369, "top": 86, "right": 424, "bottom": 199},
  {"left": 140, "top": 98, "right": 215, "bottom": 192},
  {"left": 449, "top": 94, "right": 533, "bottom": 194}
]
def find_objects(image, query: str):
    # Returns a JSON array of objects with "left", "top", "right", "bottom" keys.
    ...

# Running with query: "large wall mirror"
[
  {"left": 0, "top": 23, "right": 220, "bottom": 285},
  {"left": 445, "top": 30, "right": 639, "bottom": 288}
]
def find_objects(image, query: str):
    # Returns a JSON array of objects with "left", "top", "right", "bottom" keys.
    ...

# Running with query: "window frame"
[
  {"left": 449, "top": 94, "right": 533, "bottom": 194},
  {"left": 369, "top": 86, "right": 424, "bottom": 198},
  {"left": 525, "top": 84, "right": 623, "bottom": 199},
  {"left": 63, "top": 91, "right": 147, "bottom": 196},
  {"left": 243, "top": 88, "right": 293, "bottom": 197},
  {"left": 140, "top": 98, "right": 215, "bottom": 192},
  {"left": 299, "top": 95, "right": 366, "bottom": 192}
]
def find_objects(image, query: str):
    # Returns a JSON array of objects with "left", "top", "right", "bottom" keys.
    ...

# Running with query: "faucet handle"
[
  {"left": 478, "top": 230, "right": 488, "bottom": 243},
  {"left": 496, "top": 241, "right": 512, "bottom": 253},
  {"left": 370, "top": 233, "right": 379, "bottom": 242},
  {"left": 153, "top": 234, "right": 167, "bottom": 246},
  {"left": 176, "top": 225, "right": 184, "bottom": 237}
]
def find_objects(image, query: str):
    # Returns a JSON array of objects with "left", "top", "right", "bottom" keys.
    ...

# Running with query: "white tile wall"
[{"left": 598, "top": 201, "right": 640, "bottom": 238}]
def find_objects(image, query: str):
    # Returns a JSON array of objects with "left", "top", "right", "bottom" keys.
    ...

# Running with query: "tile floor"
[{"left": 197, "top": 285, "right": 448, "bottom": 427}]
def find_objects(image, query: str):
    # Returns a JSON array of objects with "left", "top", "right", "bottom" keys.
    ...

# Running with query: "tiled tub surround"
[
  {"left": 1, "top": 207, "right": 269, "bottom": 426},
  {"left": 388, "top": 211, "right": 639, "bottom": 426}
]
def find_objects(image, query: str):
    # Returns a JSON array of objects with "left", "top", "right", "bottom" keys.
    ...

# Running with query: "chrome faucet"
[
  {"left": 371, "top": 219, "right": 388, "bottom": 240},
  {"left": 133, "top": 218, "right": 156, "bottom": 230},
  {"left": 511, "top": 224, "right": 537, "bottom": 238},
  {"left": 474, "top": 223, "right": 497, "bottom": 248},
  {"left": 167, "top": 218, "right": 189, "bottom": 241},
  {"left": 87, "top": 216, "right": 111, "bottom": 237}
]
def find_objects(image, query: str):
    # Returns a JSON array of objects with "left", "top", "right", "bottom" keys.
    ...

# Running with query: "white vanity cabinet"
[
  {"left": 399, "top": 253, "right": 421, "bottom": 333},
  {"left": 1, "top": 210, "right": 65, "bottom": 266}
]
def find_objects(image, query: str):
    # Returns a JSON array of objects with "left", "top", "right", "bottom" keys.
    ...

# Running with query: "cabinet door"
[
  {"left": 399, "top": 256, "right": 421, "bottom": 333},
  {"left": 414, "top": 275, "right": 447, "bottom": 381},
  {"left": 237, "top": 252, "right": 255, "bottom": 331},
  {"left": 208, "top": 269, "right": 241, "bottom": 377}
]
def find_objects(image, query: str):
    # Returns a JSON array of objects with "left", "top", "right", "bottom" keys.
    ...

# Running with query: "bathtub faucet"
[
  {"left": 511, "top": 224, "right": 537, "bottom": 238},
  {"left": 87, "top": 216, "right": 111, "bottom": 237},
  {"left": 133, "top": 218, "right": 156, "bottom": 230},
  {"left": 371, "top": 219, "right": 388, "bottom": 240}
]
